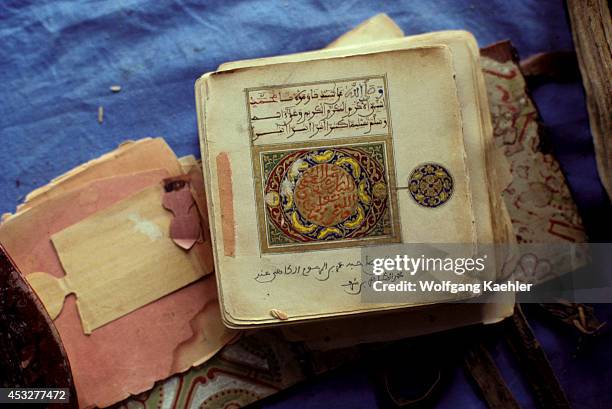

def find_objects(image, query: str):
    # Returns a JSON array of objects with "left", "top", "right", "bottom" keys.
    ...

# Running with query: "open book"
[{"left": 196, "top": 29, "right": 515, "bottom": 329}]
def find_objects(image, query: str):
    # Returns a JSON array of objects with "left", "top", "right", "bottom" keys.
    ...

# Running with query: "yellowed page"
[
  {"left": 218, "top": 31, "right": 506, "bottom": 268},
  {"left": 28, "top": 184, "right": 206, "bottom": 334},
  {"left": 326, "top": 13, "right": 404, "bottom": 49},
  {"left": 298, "top": 18, "right": 514, "bottom": 344},
  {"left": 198, "top": 46, "right": 476, "bottom": 327},
  {"left": 313, "top": 16, "right": 513, "bottom": 344},
  {"left": 324, "top": 20, "right": 512, "bottom": 248}
]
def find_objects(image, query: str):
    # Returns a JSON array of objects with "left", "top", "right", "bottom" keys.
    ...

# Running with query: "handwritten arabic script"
[
  {"left": 248, "top": 76, "right": 389, "bottom": 145},
  {"left": 294, "top": 163, "right": 358, "bottom": 227},
  {"left": 252, "top": 257, "right": 405, "bottom": 296}
]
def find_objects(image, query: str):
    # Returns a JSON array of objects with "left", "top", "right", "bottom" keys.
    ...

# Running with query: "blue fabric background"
[{"left": 1, "top": 1, "right": 610, "bottom": 408}]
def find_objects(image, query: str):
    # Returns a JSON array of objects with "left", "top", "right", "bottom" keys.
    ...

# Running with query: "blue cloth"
[
  {"left": 1, "top": 1, "right": 610, "bottom": 408},
  {"left": 0, "top": 0, "right": 590, "bottom": 216}
]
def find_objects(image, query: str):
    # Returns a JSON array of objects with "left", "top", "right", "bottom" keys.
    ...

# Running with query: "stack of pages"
[
  {"left": 196, "top": 30, "right": 517, "bottom": 330},
  {"left": 0, "top": 138, "right": 234, "bottom": 408}
]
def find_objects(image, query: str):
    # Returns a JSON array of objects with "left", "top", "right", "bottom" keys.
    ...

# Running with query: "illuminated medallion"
[
  {"left": 260, "top": 143, "right": 396, "bottom": 250},
  {"left": 294, "top": 164, "right": 357, "bottom": 227},
  {"left": 408, "top": 163, "right": 454, "bottom": 208}
]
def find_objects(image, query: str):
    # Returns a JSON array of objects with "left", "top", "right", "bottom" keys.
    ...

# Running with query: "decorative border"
[
  {"left": 407, "top": 162, "right": 454, "bottom": 208},
  {"left": 252, "top": 136, "right": 400, "bottom": 253}
]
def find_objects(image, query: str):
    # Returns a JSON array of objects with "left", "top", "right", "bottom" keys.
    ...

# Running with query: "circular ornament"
[{"left": 408, "top": 163, "right": 454, "bottom": 208}]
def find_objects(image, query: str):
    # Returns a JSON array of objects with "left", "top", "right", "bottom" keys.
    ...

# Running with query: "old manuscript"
[{"left": 197, "top": 36, "right": 494, "bottom": 328}]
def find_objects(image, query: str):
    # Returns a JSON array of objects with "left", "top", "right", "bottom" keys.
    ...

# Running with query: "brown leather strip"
[
  {"left": 503, "top": 305, "right": 570, "bottom": 409},
  {"left": 480, "top": 40, "right": 518, "bottom": 63},
  {"left": 463, "top": 341, "right": 521, "bottom": 409},
  {"left": 519, "top": 51, "right": 580, "bottom": 83}
]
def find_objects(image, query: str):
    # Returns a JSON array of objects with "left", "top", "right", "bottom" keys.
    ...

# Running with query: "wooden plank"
[{"left": 566, "top": 0, "right": 612, "bottom": 199}]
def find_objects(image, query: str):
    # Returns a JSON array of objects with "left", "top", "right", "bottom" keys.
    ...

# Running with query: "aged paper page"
[
  {"left": 326, "top": 13, "right": 404, "bottom": 49},
  {"left": 217, "top": 31, "right": 519, "bottom": 280},
  {"left": 29, "top": 184, "right": 206, "bottom": 334},
  {"left": 199, "top": 47, "right": 476, "bottom": 326},
  {"left": 275, "top": 17, "right": 515, "bottom": 344},
  {"left": 219, "top": 32, "right": 495, "bottom": 245}
]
